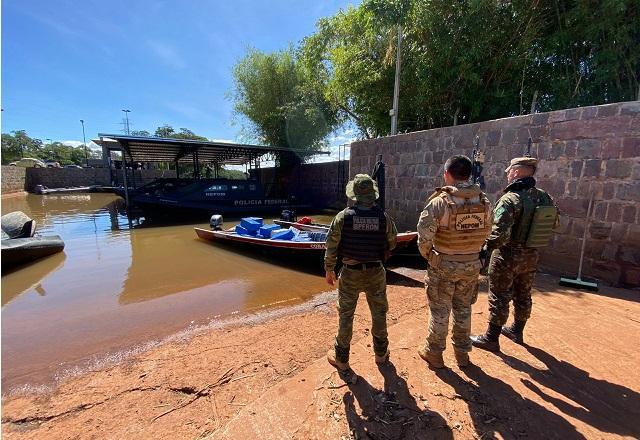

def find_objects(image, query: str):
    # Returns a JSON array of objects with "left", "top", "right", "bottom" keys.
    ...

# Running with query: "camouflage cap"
[
  {"left": 346, "top": 174, "right": 379, "bottom": 203},
  {"left": 505, "top": 157, "right": 538, "bottom": 172}
]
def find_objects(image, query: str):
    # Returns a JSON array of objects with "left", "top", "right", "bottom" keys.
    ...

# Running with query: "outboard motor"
[
  {"left": 280, "top": 209, "right": 296, "bottom": 223},
  {"left": 209, "top": 214, "right": 224, "bottom": 231}
]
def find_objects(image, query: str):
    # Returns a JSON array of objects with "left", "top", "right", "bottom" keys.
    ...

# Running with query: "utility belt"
[
  {"left": 428, "top": 249, "right": 479, "bottom": 268},
  {"left": 344, "top": 261, "right": 383, "bottom": 270}
]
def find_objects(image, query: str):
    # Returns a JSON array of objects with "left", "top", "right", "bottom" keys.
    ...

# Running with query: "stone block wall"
[
  {"left": 23, "top": 168, "right": 176, "bottom": 191},
  {"left": 111, "top": 169, "right": 177, "bottom": 187},
  {"left": 258, "top": 160, "right": 350, "bottom": 209},
  {"left": 25, "top": 168, "right": 111, "bottom": 191},
  {"left": 350, "top": 101, "right": 640, "bottom": 287},
  {"left": 1, "top": 166, "right": 27, "bottom": 193}
]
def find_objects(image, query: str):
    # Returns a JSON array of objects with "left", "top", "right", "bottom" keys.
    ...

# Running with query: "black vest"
[{"left": 340, "top": 206, "right": 387, "bottom": 262}]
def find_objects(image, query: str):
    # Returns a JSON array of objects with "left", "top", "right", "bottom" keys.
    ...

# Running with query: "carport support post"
[
  {"left": 121, "top": 154, "right": 131, "bottom": 214},
  {"left": 175, "top": 159, "right": 180, "bottom": 178}
]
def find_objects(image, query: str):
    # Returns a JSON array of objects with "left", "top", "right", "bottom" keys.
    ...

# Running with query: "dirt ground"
[{"left": 2, "top": 270, "right": 639, "bottom": 439}]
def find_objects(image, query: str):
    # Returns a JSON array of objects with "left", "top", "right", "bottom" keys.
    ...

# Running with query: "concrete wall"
[
  {"left": 22, "top": 168, "right": 176, "bottom": 191},
  {"left": 258, "top": 160, "right": 350, "bottom": 209},
  {"left": 1, "top": 166, "right": 27, "bottom": 193},
  {"left": 350, "top": 101, "right": 640, "bottom": 287}
]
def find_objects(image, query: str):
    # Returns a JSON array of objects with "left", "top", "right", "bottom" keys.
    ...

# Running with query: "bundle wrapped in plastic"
[
  {"left": 259, "top": 224, "right": 280, "bottom": 238},
  {"left": 308, "top": 231, "right": 328, "bottom": 242},
  {"left": 292, "top": 232, "right": 312, "bottom": 242}
]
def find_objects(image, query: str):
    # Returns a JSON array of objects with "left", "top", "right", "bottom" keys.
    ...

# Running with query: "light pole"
[
  {"left": 80, "top": 119, "right": 88, "bottom": 167},
  {"left": 45, "top": 138, "right": 53, "bottom": 162},
  {"left": 122, "top": 109, "right": 131, "bottom": 135},
  {"left": 390, "top": 25, "right": 402, "bottom": 136}
]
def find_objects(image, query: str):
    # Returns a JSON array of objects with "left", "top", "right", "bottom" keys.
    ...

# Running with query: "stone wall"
[
  {"left": 25, "top": 168, "right": 111, "bottom": 191},
  {"left": 23, "top": 168, "right": 175, "bottom": 191},
  {"left": 258, "top": 160, "right": 350, "bottom": 209},
  {"left": 1, "top": 166, "right": 26, "bottom": 193},
  {"left": 350, "top": 101, "right": 640, "bottom": 287},
  {"left": 111, "top": 169, "right": 177, "bottom": 187}
]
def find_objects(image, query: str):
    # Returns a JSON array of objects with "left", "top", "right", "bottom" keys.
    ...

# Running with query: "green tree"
[
  {"left": 154, "top": 124, "right": 176, "bottom": 138},
  {"left": 231, "top": 47, "right": 339, "bottom": 165},
  {"left": 299, "top": 0, "right": 639, "bottom": 137},
  {"left": 1, "top": 130, "right": 44, "bottom": 163},
  {"left": 2, "top": 131, "right": 100, "bottom": 165}
]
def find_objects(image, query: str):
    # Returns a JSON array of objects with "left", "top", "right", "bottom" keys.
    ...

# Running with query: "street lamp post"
[
  {"left": 80, "top": 119, "right": 88, "bottom": 167},
  {"left": 390, "top": 25, "right": 402, "bottom": 136},
  {"left": 122, "top": 109, "right": 131, "bottom": 135}
]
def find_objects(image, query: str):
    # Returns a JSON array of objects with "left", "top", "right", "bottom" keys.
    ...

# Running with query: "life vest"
[
  {"left": 340, "top": 206, "right": 387, "bottom": 262},
  {"left": 509, "top": 187, "right": 557, "bottom": 248},
  {"left": 431, "top": 185, "right": 491, "bottom": 255}
]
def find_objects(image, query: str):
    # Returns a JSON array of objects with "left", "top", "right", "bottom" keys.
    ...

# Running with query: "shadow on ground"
[{"left": 344, "top": 361, "right": 453, "bottom": 439}]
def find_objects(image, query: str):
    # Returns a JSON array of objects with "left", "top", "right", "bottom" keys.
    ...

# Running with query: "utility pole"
[
  {"left": 80, "top": 119, "right": 88, "bottom": 167},
  {"left": 122, "top": 109, "right": 131, "bottom": 135},
  {"left": 389, "top": 25, "right": 402, "bottom": 136}
]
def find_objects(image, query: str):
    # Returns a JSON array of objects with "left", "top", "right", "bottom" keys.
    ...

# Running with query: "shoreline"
[
  {"left": 2, "top": 289, "right": 340, "bottom": 398},
  {"left": 3, "top": 272, "right": 639, "bottom": 439}
]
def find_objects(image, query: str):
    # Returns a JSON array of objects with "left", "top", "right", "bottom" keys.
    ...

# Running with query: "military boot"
[
  {"left": 471, "top": 323, "right": 501, "bottom": 352},
  {"left": 501, "top": 320, "right": 526, "bottom": 345},
  {"left": 454, "top": 351, "right": 470, "bottom": 368},
  {"left": 327, "top": 349, "right": 350, "bottom": 371},
  {"left": 418, "top": 347, "right": 445, "bottom": 369},
  {"left": 375, "top": 349, "right": 390, "bottom": 364}
]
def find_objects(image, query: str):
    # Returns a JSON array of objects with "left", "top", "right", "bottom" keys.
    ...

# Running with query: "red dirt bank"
[{"left": 2, "top": 271, "right": 639, "bottom": 439}]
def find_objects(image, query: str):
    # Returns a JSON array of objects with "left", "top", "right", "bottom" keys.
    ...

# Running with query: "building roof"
[{"left": 95, "top": 134, "right": 328, "bottom": 165}]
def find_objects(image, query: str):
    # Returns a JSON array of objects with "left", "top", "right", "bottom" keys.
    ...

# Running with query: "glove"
[{"left": 479, "top": 245, "right": 490, "bottom": 276}]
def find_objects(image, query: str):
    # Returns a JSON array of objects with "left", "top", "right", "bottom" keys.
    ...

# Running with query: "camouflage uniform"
[
  {"left": 485, "top": 176, "right": 557, "bottom": 326},
  {"left": 325, "top": 176, "right": 398, "bottom": 364},
  {"left": 417, "top": 182, "right": 491, "bottom": 355}
]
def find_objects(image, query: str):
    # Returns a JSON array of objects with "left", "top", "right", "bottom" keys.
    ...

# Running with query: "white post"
[{"left": 390, "top": 25, "right": 402, "bottom": 136}]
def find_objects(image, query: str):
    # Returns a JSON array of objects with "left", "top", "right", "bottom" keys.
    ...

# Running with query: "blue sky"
[{"left": 2, "top": 0, "right": 358, "bottom": 156}]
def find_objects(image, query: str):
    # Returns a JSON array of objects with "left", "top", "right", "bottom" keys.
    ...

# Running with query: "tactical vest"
[
  {"left": 340, "top": 206, "right": 387, "bottom": 262},
  {"left": 431, "top": 186, "right": 491, "bottom": 255},
  {"left": 510, "top": 188, "right": 557, "bottom": 248}
]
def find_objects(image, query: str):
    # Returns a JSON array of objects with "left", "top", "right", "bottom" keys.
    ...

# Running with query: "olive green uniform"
[
  {"left": 325, "top": 206, "right": 398, "bottom": 363},
  {"left": 486, "top": 176, "right": 557, "bottom": 326}
]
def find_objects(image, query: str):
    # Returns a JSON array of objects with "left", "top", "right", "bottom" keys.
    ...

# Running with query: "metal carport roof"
[{"left": 96, "top": 134, "right": 328, "bottom": 165}]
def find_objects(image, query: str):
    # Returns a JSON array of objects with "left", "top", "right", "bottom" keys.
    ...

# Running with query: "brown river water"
[{"left": 1, "top": 193, "right": 332, "bottom": 394}]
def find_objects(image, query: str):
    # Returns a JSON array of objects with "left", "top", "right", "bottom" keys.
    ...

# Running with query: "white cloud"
[
  {"left": 62, "top": 140, "right": 101, "bottom": 152},
  {"left": 147, "top": 40, "right": 187, "bottom": 69},
  {"left": 209, "top": 138, "right": 237, "bottom": 144}
]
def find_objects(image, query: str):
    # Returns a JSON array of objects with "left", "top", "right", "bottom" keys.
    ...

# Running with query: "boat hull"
[{"left": 1, "top": 235, "right": 65, "bottom": 269}]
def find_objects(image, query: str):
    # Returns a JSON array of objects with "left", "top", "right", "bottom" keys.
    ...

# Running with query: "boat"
[
  {"left": 123, "top": 177, "right": 306, "bottom": 218},
  {"left": 1, "top": 211, "right": 65, "bottom": 269},
  {"left": 194, "top": 223, "right": 418, "bottom": 255},
  {"left": 1, "top": 235, "right": 65, "bottom": 269},
  {"left": 195, "top": 227, "right": 327, "bottom": 253},
  {"left": 95, "top": 134, "right": 329, "bottom": 219},
  {"left": 273, "top": 219, "right": 419, "bottom": 250}
]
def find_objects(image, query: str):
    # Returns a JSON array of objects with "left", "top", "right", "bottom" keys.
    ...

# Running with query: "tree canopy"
[
  {"left": 231, "top": 47, "right": 340, "bottom": 162},
  {"left": 1, "top": 130, "right": 99, "bottom": 165},
  {"left": 233, "top": 0, "right": 639, "bottom": 140}
]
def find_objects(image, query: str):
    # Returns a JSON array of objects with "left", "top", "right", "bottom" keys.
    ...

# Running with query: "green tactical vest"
[{"left": 510, "top": 188, "right": 557, "bottom": 248}]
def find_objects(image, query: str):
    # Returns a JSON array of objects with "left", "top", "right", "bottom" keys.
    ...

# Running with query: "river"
[{"left": 1, "top": 193, "right": 332, "bottom": 393}]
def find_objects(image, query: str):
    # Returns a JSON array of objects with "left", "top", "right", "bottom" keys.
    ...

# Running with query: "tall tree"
[
  {"left": 1, "top": 130, "right": 43, "bottom": 163},
  {"left": 299, "top": 0, "right": 639, "bottom": 137},
  {"left": 231, "top": 47, "right": 339, "bottom": 165}
]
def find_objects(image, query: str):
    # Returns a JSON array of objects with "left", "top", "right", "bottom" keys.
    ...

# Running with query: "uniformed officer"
[
  {"left": 325, "top": 174, "right": 398, "bottom": 372},
  {"left": 472, "top": 157, "right": 558, "bottom": 352},
  {"left": 416, "top": 155, "right": 492, "bottom": 368}
]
